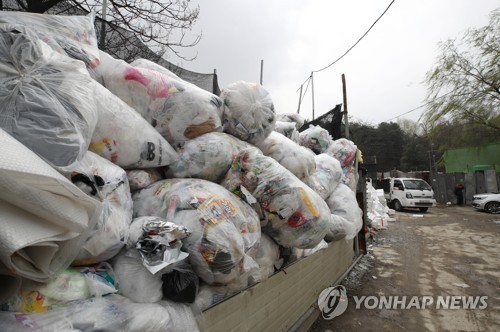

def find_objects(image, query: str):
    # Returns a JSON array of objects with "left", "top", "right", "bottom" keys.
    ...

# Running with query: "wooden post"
[
  {"left": 342, "top": 73, "right": 350, "bottom": 139},
  {"left": 297, "top": 85, "right": 303, "bottom": 114},
  {"left": 311, "top": 73, "right": 315, "bottom": 120},
  {"left": 260, "top": 60, "right": 264, "bottom": 85}
]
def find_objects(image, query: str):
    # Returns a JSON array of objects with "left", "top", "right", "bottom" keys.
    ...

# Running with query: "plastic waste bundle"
[
  {"left": 303, "top": 154, "right": 343, "bottom": 200},
  {"left": 90, "top": 81, "right": 179, "bottom": 169},
  {"left": 290, "top": 240, "right": 328, "bottom": 262},
  {"left": 133, "top": 179, "right": 261, "bottom": 285},
  {"left": 326, "top": 138, "right": 357, "bottom": 167},
  {"left": 0, "top": 129, "right": 102, "bottom": 284},
  {"left": 256, "top": 131, "right": 316, "bottom": 180},
  {"left": 0, "top": 12, "right": 100, "bottom": 77},
  {"left": 221, "top": 149, "right": 330, "bottom": 249},
  {"left": 0, "top": 25, "right": 97, "bottom": 169},
  {"left": 366, "top": 182, "right": 390, "bottom": 229},
  {"left": 127, "top": 168, "right": 165, "bottom": 192},
  {"left": 298, "top": 125, "right": 332, "bottom": 154},
  {"left": 61, "top": 152, "right": 133, "bottom": 265},
  {"left": 166, "top": 132, "right": 261, "bottom": 183},
  {"left": 275, "top": 113, "right": 305, "bottom": 129},
  {"left": 97, "top": 52, "right": 224, "bottom": 146},
  {"left": 325, "top": 184, "right": 363, "bottom": 241},
  {"left": 274, "top": 121, "right": 300, "bottom": 143},
  {"left": 220, "top": 81, "right": 276, "bottom": 145},
  {"left": 254, "top": 234, "right": 283, "bottom": 279}
]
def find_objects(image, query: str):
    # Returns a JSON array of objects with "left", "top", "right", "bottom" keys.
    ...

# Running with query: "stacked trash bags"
[{"left": 0, "top": 12, "right": 363, "bottom": 332}]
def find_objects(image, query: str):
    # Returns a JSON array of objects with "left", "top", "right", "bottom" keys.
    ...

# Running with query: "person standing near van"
[{"left": 454, "top": 182, "right": 465, "bottom": 206}]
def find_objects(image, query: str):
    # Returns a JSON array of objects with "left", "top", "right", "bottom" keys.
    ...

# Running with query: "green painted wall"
[{"left": 443, "top": 143, "right": 500, "bottom": 173}]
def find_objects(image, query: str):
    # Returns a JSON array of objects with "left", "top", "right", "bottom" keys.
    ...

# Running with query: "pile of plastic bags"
[{"left": 0, "top": 11, "right": 365, "bottom": 331}]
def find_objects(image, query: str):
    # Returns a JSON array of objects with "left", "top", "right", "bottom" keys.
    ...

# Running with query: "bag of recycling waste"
[
  {"left": 298, "top": 125, "right": 332, "bottom": 154},
  {"left": 127, "top": 168, "right": 165, "bottom": 192},
  {"left": 326, "top": 138, "right": 357, "bottom": 167},
  {"left": 220, "top": 81, "right": 276, "bottom": 145},
  {"left": 133, "top": 179, "right": 261, "bottom": 285},
  {"left": 275, "top": 112, "right": 305, "bottom": 129},
  {"left": 274, "top": 121, "right": 300, "bottom": 142},
  {"left": 221, "top": 149, "right": 330, "bottom": 249},
  {"left": 342, "top": 164, "right": 359, "bottom": 192},
  {"left": 165, "top": 132, "right": 262, "bottom": 183},
  {"left": 96, "top": 51, "right": 223, "bottom": 146},
  {"left": 325, "top": 183, "right": 363, "bottom": 240},
  {"left": 0, "top": 25, "right": 97, "bottom": 169},
  {"left": 324, "top": 214, "right": 358, "bottom": 242},
  {"left": 303, "top": 154, "right": 343, "bottom": 199},
  {"left": 0, "top": 12, "right": 100, "bottom": 78},
  {"left": 90, "top": 81, "right": 179, "bottom": 169},
  {"left": 254, "top": 233, "right": 283, "bottom": 279},
  {"left": 60, "top": 151, "right": 133, "bottom": 265},
  {"left": 0, "top": 129, "right": 102, "bottom": 284},
  {"left": 256, "top": 131, "right": 316, "bottom": 180},
  {"left": 289, "top": 240, "right": 328, "bottom": 262}
]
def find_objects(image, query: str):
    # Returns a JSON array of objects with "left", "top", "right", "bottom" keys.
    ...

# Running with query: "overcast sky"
[{"left": 178, "top": 0, "right": 498, "bottom": 125}]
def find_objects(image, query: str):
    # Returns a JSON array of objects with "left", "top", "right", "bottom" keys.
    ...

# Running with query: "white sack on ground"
[
  {"left": 366, "top": 182, "right": 390, "bottom": 229},
  {"left": 220, "top": 81, "right": 276, "bottom": 145},
  {"left": 303, "top": 154, "right": 343, "bottom": 200},
  {"left": 62, "top": 152, "right": 133, "bottom": 265},
  {"left": 275, "top": 113, "right": 305, "bottom": 129},
  {"left": 166, "top": 132, "right": 261, "bottom": 183},
  {"left": 298, "top": 125, "right": 332, "bottom": 154},
  {"left": 0, "top": 12, "right": 100, "bottom": 77},
  {"left": 0, "top": 25, "right": 97, "bottom": 169},
  {"left": 90, "top": 81, "right": 179, "bottom": 169},
  {"left": 325, "top": 183, "right": 363, "bottom": 240},
  {"left": 221, "top": 149, "right": 330, "bottom": 249},
  {"left": 127, "top": 168, "right": 165, "bottom": 192},
  {"left": 274, "top": 121, "right": 300, "bottom": 143},
  {"left": 256, "top": 131, "right": 316, "bottom": 180},
  {"left": 97, "top": 52, "right": 223, "bottom": 146},
  {"left": 133, "top": 179, "right": 261, "bottom": 285},
  {"left": 0, "top": 129, "right": 102, "bottom": 283}
]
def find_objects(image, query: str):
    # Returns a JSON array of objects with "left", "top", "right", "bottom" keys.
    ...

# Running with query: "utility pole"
[
  {"left": 297, "top": 85, "right": 303, "bottom": 114},
  {"left": 311, "top": 73, "right": 315, "bottom": 120},
  {"left": 260, "top": 60, "right": 264, "bottom": 85},
  {"left": 342, "top": 74, "right": 350, "bottom": 139}
]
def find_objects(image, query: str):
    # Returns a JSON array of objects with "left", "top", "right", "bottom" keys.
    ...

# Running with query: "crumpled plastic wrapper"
[
  {"left": 133, "top": 179, "right": 261, "bottom": 285},
  {"left": 325, "top": 183, "right": 363, "bottom": 241},
  {"left": 274, "top": 121, "right": 300, "bottom": 143},
  {"left": 220, "top": 81, "right": 276, "bottom": 145},
  {"left": 298, "top": 125, "right": 332, "bottom": 154},
  {"left": 0, "top": 25, "right": 97, "bottom": 169},
  {"left": 256, "top": 131, "right": 316, "bottom": 180},
  {"left": 303, "top": 153, "right": 343, "bottom": 200},
  {"left": 166, "top": 132, "right": 262, "bottom": 183},
  {"left": 127, "top": 168, "right": 165, "bottom": 192},
  {"left": 62, "top": 151, "right": 133, "bottom": 266},
  {"left": 90, "top": 80, "right": 179, "bottom": 169},
  {"left": 275, "top": 113, "right": 305, "bottom": 129},
  {"left": 97, "top": 52, "right": 224, "bottom": 146},
  {"left": 221, "top": 149, "right": 330, "bottom": 249}
]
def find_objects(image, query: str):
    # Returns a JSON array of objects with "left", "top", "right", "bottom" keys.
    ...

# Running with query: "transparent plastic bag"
[
  {"left": 133, "top": 179, "right": 261, "bottom": 285},
  {"left": 166, "top": 132, "right": 262, "bottom": 183},
  {"left": 63, "top": 151, "right": 133, "bottom": 265},
  {"left": 221, "top": 149, "right": 330, "bottom": 249},
  {"left": 97, "top": 52, "right": 223, "bottom": 146},
  {"left": 274, "top": 121, "right": 300, "bottom": 142},
  {"left": 254, "top": 234, "right": 283, "bottom": 279},
  {"left": 256, "top": 131, "right": 316, "bottom": 180},
  {"left": 127, "top": 168, "right": 165, "bottom": 192},
  {"left": 220, "top": 81, "right": 276, "bottom": 145},
  {"left": 303, "top": 153, "right": 343, "bottom": 199},
  {"left": 290, "top": 240, "right": 328, "bottom": 261},
  {"left": 326, "top": 138, "right": 357, "bottom": 167},
  {"left": 90, "top": 81, "right": 179, "bottom": 169},
  {"left": 275, "top": 113, "right": 305, "bottom": 129},
  {"left": 298, "top": 125, "right": 332, "bottom": 154},
  {"left": 326, "top": 183, "right": 363, "bottom": 240},
  {"left": 0, "top": 25, "right": 97, "bottom": 169}
]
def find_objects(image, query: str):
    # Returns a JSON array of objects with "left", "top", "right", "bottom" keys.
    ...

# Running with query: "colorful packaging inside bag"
[
  {"left": 303, "top": 153, "right": 343, "bottom": 200},
  {"left": 221, "top": 149, "right": 330, "bottom": 249},
  {"left": 298, "top": 125, "right": 333, "bottom": 154},
  {"left": 132, "top": 178, "right": 261, "bottom": 285},
  {"left": 326, "top": 138, "right": 357, "bottom": 167}
]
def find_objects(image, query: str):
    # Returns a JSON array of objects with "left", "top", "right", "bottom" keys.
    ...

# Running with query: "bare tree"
[{"left": 1, "top": 0, "right": 201, "bottom": 61}]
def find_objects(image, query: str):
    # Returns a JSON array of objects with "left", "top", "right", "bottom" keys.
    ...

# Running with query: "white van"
[{"left": 376, "top": 177, "right": 436, "bottom": 212}]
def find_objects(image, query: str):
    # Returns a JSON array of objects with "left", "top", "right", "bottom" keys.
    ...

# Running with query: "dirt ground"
[{"left": 309, "top": 205, "right": 500, "bottom": 332}]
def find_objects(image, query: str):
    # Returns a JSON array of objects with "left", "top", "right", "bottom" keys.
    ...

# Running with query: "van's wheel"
[
  {"left": 485, "top": 201, "right": 500, "bottom": 214},
  {"left": 393, "top": 200, "right": 403, "bottom": 211},
  {"left": 419, "top": 207, "right": 428, "bottom": 212}
]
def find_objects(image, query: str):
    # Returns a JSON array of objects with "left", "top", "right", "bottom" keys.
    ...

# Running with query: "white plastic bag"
[
  {"left": 221, "top": 149, "right": 330, "bottom": 249},
  {"left": 274, "top": 121, "right": 300, "bottom": 142},
  {"left": 97, "top": 52, "right": 223, "bottom": 146},
  {"left": 0, "top": 25, "right": 97, "bottom": 169},
  {"left": 275, "top": 113, "right": 305, "bottom": 129},
  {"left": 220, "top": 81, "right": 276, "bottom": 145},
  {"left": 256, "top": 131, "right": 316, "bottom": 180},
  {"left": 326, "top": 138, "right": 357, "bottom": 167},
  {"left": 298, "top": 125, "right": 332, "bottom": 154},
  {"left": 303, "top": 154, "right": 343, "bottom": 199},
  {"left": 133, "top": 179, "right": 261, "bottom": 285},
  {"left": 254, "top": 234, "right": 283, "bottom": 279},
  {"left": 325, "top": 183, "right": 363, "bottom": 240}
]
